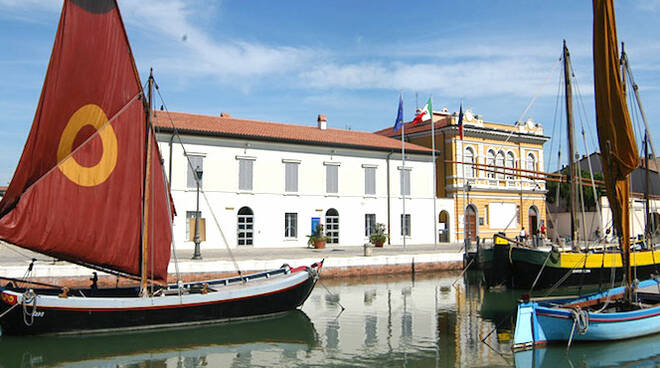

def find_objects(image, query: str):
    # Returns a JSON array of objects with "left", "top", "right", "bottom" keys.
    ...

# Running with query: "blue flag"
[
  {"left": 393, "top": 95, "right": 404, "bottom": 132},
  {"left": 458, "top": 102, "right": 464, "bottom": 140}
]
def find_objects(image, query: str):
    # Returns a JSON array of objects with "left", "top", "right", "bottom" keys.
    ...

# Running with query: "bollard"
[{"left": 363, "top": 243, "right": 372, "bottom": 257}]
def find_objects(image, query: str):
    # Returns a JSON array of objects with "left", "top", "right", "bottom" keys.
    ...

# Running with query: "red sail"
[{"left": 0, "top": 0, "right": 172, "bottom": 282}]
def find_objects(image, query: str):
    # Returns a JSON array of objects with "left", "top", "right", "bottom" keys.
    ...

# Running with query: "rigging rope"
[{"left": 154, "top": 82, "right": 242, "bottom": 276}]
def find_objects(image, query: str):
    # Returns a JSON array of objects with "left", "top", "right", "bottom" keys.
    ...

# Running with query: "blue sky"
[{"left": 1, "top": 0, "right": 659, "bottom": 185}]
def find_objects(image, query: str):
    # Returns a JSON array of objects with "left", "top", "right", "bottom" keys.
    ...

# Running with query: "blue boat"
[{"left": 513, "top": 277, "right": 660, "bottom": 350}]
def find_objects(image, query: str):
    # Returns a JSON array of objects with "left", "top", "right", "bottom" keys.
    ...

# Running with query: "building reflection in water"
[{"left": 0, "top": 271, "right": 533, "bottom": 367}]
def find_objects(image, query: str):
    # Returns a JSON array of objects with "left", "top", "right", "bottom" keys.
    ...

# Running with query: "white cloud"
[{"left": 300, "top": 56, "right": 564, "bottom": 98}]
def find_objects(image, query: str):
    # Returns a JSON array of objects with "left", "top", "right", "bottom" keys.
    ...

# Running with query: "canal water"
[{"left": 1, "top": 271, "right": 659, "bottom": 367}]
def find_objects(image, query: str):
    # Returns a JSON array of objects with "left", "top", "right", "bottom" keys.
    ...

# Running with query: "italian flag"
[{"left": 412, "top": 97, "right": 432, "bottom": 125}]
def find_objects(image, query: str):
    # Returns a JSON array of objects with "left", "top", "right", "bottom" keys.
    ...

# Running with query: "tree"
[{"left": 546, "top": 168, "right": 604, "bottom": 212}]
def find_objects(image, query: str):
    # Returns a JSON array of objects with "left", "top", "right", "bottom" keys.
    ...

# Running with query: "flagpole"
[
  {"left": 401, "top": 99, "right": 407, "bottom": 249},
  {"left": 459, "top": 100, "right": 467, "bottom": 248},
  {"left": 430, "top": 95, "right": 437, "bottom": 249}
]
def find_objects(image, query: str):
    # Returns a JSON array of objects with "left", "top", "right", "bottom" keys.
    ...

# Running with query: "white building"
[{"left": 155, "top": 112, "right": 455, "bottom": 249}]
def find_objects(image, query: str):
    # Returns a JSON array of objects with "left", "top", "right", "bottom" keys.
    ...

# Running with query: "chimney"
[
  {"left": 220, "top": 112, "right": 231, "bottom": 117},
  {"left": 317, "top": 114, "right": 327, "bottom": 130}
]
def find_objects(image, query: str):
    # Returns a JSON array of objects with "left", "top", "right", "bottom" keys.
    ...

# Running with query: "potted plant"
[
  {"left": 307, "top": 224, "right": 327, "bottom": 249},
  {"left": 369, "top": 223, "right": 387, "bottom": 248}
]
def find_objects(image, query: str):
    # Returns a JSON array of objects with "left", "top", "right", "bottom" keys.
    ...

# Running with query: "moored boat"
[
  {"left": 513, "top": 0, "right": 660, "bottom": 349},
  {"left": 0, "top": 0, "right": 320, "bottom": 335}
]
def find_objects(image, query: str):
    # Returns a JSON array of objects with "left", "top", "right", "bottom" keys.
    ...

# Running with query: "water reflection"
[
  {"left": 0, "top": 310, "right": 317, "bottom": 368},
  {"left": 1, "top": 271, "right": 659, "bottom": 367}
]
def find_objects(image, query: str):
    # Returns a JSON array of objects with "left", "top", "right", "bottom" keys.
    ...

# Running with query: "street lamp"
[{"left": 192, "top": 165, "right": 203, "bottom": 260}]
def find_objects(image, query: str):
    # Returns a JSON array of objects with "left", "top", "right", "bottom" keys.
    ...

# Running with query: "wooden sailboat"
[
  {"left": 491, "top": 39, "right": 660, "bottom": 292},
  {"left": 0, "top": 0, "right": 320, "bottom": 336},
  {"left": 512, "top": 0, "right": 660, "bottom": 350}
]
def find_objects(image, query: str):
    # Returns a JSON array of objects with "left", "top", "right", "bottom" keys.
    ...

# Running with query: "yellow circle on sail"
[{"left": 57, "top": 104, "right": 118, "bottom": 187}]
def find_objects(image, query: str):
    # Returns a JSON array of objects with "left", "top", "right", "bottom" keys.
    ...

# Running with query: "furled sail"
[
  {"left": 0, "top": 0, "right": 172, "bottom": 282},
  {"left": 592, "top": 0, "right": 639, "bottom": 280}
]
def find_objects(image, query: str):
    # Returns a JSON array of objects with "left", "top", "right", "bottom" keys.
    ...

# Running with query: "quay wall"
[{"left": 1, "top": 253, "right": 463, "bottom": 289}]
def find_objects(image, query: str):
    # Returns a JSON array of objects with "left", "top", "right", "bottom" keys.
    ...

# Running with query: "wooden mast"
[
  {"left": 140, "top": 68, "right": 154, "bottom": 296},
  {"left": 563, "top": 40, "right": 578, "bottom": 245}
]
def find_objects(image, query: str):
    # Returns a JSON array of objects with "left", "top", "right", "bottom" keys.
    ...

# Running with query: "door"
[
  {"left": 325, "top": 208, "right": 339, "bottom": 245},
  {"left": 465, "top": 205, "right": 477, "bottom": 241},
  {"left": 237, "top": 207, "right": 254, "bottom": 246},
  {"left": 439, "top": 211, "right": 450, "bottom": 242},
  {"left": 528, "top": 206, "right": 538, "bottom": 236}
]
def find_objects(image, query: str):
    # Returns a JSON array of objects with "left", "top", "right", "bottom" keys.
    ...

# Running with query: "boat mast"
[
  {"left": 140, "top": 68, "right": 155, "bottom": 296},
  {"left": 563, "top": 40, "right": 578, "bottom": 245}
]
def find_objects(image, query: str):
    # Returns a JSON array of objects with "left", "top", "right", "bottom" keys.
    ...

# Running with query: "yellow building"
[{"left": 377, "top": 108, "right": 549, "bottom": 242}]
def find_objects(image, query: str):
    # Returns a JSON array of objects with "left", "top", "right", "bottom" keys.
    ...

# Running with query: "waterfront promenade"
[{"left": 0, "top": 241, "right": 464, "bottom": 287}]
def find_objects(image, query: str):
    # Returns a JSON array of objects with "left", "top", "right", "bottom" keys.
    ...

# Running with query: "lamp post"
[{"left": 192, "top": 166, "right": 203, "bottom": 260}]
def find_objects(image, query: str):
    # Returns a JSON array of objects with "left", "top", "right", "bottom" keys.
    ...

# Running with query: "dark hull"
[
  {"left": 510, "top": 247, "right": 660, "bottom": 290},
  {"left": 511, "top": 259, "right": 659, "bottom": 290},
  {"left": 478, "top": 244, "right": 513, "bottom": 288},
  {"left": 1, "top": 269, "right": 318, "bottom": 336}
]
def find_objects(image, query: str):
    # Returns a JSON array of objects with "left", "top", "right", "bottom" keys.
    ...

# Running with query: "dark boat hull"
[
  {"left": 510, "top": 247, "right": 660, "bottom": 290},
  {"left": 478, "top": 243, "right": 513, "bottom": 288},
  {"left": 0, "top": 264, "right": 319, "bottom": 336}
]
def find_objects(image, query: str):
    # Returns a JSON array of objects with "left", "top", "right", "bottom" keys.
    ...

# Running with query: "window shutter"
[
  {"left": 285, "top": 163, "right": 298, "bottom": 192},
  {"left": 326, "top": 165, "right": 338, "bottom": 193},
  {"left": 365, "top": 167, "right": 376, "bottom": 195},
  {"left": 239, "top": 159, "right": 253, "bottom": 190}
]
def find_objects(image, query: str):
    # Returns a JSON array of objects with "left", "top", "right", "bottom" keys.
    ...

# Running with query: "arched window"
[
  {"left": 496, "top": 151, "right": 505, "bottom": 179},
  {"left": 486, "top": 150, "right": 496, "bottom": 179},
  {"left": 526, "top": 153, "right": 536, "bottom": 171},
  {"left": 465, "top": 147, "right": 475, "bottom": 178},
  {"left": 325, "top": 208, "right": 339, "bottom": 244},
  {"left": 237, "top": 206, "right": 254, "bottom": 246},
  {"left": 506, "top": 152, "right": 515, "bottom": 180}
]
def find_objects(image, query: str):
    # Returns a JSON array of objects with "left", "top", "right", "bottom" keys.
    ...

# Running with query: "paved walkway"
[{"left": 0, "top": 241, "right": 465, "bottom": 279}]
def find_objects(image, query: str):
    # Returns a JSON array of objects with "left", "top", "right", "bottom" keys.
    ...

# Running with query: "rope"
[
  {"left": 0, "top": 302, "right": 19, "bottom": 319},
  {"left": 21, "top": 289, "right": 37, "bottom": 327},
  {"left": 529, "top": 249, "right": 553, "bottom": 294},
  {"left": 571, "top": 307, "right": 589, "bottom": 334},
  {"left": 153, "top": 80, "right": 242, "bottom": 276}
]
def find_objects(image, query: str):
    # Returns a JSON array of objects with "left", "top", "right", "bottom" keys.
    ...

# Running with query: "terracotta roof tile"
[{"left": 153, "top": 111, "right": 434, "bottom": 154}]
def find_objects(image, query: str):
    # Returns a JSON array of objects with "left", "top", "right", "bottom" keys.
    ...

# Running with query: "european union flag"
[{"left": 393, "top": 94, "right": 404, "bottom": 133}]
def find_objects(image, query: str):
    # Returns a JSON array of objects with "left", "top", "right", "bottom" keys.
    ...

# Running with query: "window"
[
  {"left": 526, "top": 153, "right": 536, "bottom": 171},
  {"left": 365, "top": 214, "right": 376, "bottom": 236},
  {"left": 506, "top": 152, "right": 515, "bottom": 180},
  {"left": 326, "top": 164, "right": 339, "bottom": 193},
  {"left": 186, "top": 210, "right": 201, "bottom": 240},
  {"left": 464, "top": 147, "right": 475, "bottom": 178},
  {"left": 238, "top": 159, "right": 253, "bottom": 191},
  {"left": 484, "top": 205, "right": 489, "bottom": 225},
  {"left": 187, "top": 155, "right": 204, "bottom": 189},
  {"left": 399, "top": 168, "right": 411, "bottom": 196},
  {"left": 285, "top": 162, "right": 299, "bottom": 192},
  {"left": 486, "top": 150, "right": 496, "bottom": 179},
  {"left": 496, "top": 151, "right": 505, "bottom": 179},
  {"left": 284, "top": 213, "right": 297, "bottom": 238},
  {"left": 364, "top": 167, "right": 376, "bottom": 195},
  {"left": 401, "top": 214, "right": 411, "bottom": 236}
]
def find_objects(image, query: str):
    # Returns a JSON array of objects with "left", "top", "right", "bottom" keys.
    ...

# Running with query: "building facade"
[
  {"left": 155, "top": 112, "right": 454, "bottom": 249},
  {"left": 378, "top": 108, "right": 549, "bottom": 242}
]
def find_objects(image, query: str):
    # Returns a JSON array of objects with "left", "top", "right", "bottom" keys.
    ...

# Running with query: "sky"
[{"left": 1, "top": 0, "right": 659, "bottom": 185}]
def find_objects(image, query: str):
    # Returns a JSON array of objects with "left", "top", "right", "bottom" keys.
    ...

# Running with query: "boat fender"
[{"left": 549, "top": 248, "right": 560, "bottom": 264}]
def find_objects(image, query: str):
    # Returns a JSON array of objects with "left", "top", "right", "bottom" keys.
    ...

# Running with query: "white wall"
[{"left": 159, "top": 134, "right": 455, "bottom": 249}]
